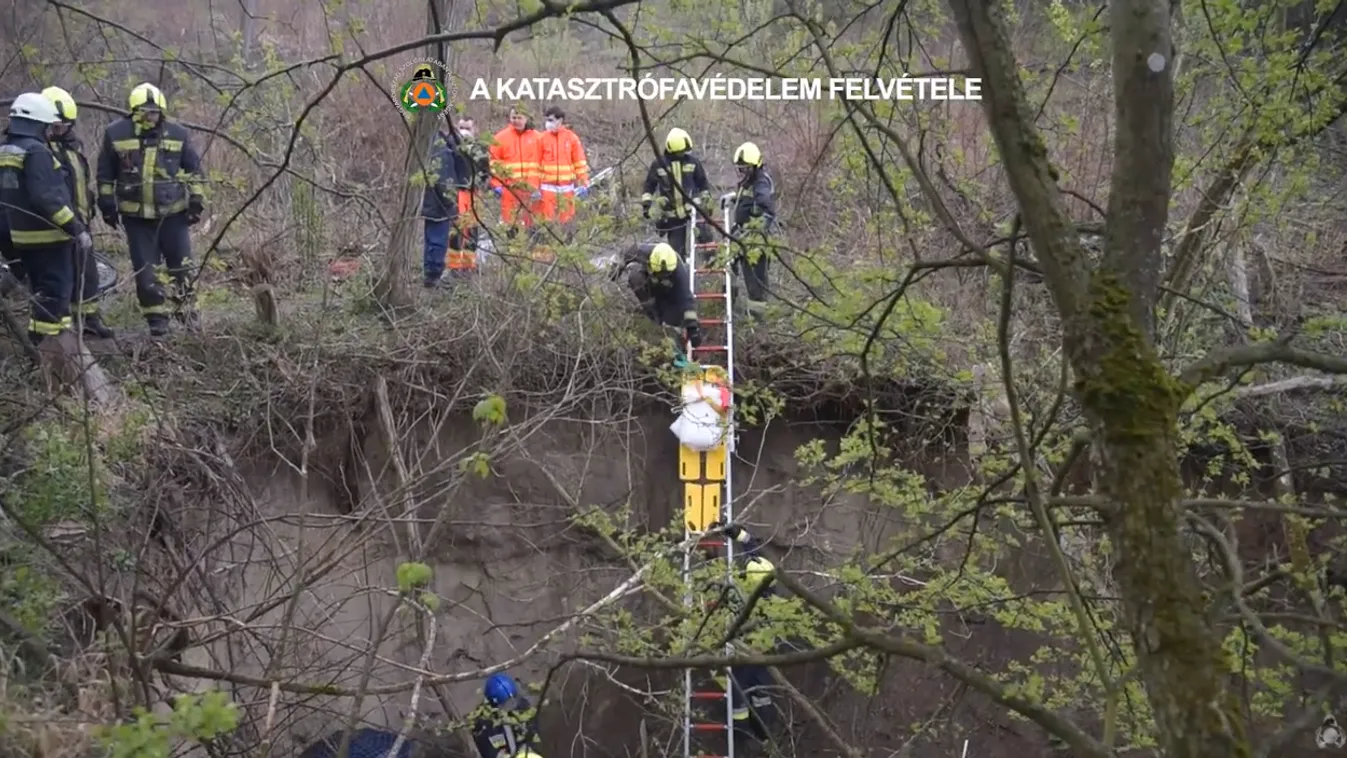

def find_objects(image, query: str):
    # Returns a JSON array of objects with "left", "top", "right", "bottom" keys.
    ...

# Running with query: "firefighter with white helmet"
[
  {"left": 1, "top": 92, "right": 93, "bottom": 344},
  {"left": 96, "top": 82, "right": 206, "bottom": 335}
]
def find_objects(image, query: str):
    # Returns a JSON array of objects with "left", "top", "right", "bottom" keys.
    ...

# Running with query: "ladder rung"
[
  {"left": 690, "top": 691, "right": 727, "bottom": 699},
  {"left": 697, "top": 539, "right": 724, "bottom": 549},
  {"left": 691, "top": 346, "right": 728, "bottom": 353},
  {"left": 700, "top": 318, "right": 726, "bottom": 326},
  {"left": 695, "top": 293, "right": 726, "bottom": 299},
  {"left": 692, "top": 723, "right": 728, "bottom": 732},
  {"left": 694, "top": 268, "right": 726, "bottom": 274},
  {"left": 694, "top": 243, "right": 719, "bottom": 249}
]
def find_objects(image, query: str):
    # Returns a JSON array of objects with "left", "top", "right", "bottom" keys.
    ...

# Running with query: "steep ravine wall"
[{"left": 158, "top": 403, "right": 1064, "bottom": 758}]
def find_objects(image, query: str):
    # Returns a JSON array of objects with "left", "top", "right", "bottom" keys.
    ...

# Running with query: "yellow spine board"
[{"left": 679, "top": 444, "right": 702, "bottom": 481}]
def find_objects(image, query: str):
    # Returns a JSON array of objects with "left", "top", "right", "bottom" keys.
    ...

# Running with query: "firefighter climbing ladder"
[{"left": 677, "top": 199, "right": 739, "bottom": 758}]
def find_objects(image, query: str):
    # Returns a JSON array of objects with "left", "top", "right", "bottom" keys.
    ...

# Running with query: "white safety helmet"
[{"left": 9, "top": 92, "right": 61, "bottom": 124}]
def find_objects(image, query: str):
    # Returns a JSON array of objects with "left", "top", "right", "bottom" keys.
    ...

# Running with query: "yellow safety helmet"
[
  {"left": 733, "top": 142, "right": 762, "bottom": 167},
  {"left": 41, "top": 86, "right": 77, "bottom": 122},
  {"left": 742, "top": 556, "right": 775, "bottom": 590},
  {"left": 648, "top": 243, "right": 678, "bottom": 274},
  {"left": 665, "top": 127, "right": 692, "bottom": 153},
  {"left": 128, "top": 82, "right": 167, "bottom": 112}
]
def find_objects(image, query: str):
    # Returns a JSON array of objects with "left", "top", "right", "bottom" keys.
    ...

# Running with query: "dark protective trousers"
[
  {"left": 71, "top": 242, "right": 101, "bottom": 316},
  {"left": 732, "top": 231, "right": 771, "bottom": 316},
  {"left": 17, "top": 242, "right": 74, "bottom": 337},
  {"left": 123, "top": 214, "right": 193, "bottom": 321}
]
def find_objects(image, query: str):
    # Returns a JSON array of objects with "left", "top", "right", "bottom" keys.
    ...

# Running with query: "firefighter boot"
[
  {"left": 79, "top": 313, "right": 115, "bottom": 339},
  {"left": 147, "top": 314, "right": 171, "bottom": 337}
]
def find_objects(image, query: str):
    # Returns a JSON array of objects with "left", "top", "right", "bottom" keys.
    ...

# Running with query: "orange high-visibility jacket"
[
  {"left": 489, "top": 126, "right": 542, "bottom": 193},
  {"left": 538, "top": 127, "right": 590, "bottom": 191}
]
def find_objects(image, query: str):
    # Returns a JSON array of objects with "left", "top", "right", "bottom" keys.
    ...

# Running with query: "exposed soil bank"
[{"left": 147, "top": 390, "right": 1070, "bottom": 758}]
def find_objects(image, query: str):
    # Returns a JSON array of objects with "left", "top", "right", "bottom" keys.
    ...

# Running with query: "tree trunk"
[
  {"left": 373, "top": 0, "right": 450, "bottom": 314},
  {"left": 945, "top": 0, "right": 1252, "bottom": 755}
]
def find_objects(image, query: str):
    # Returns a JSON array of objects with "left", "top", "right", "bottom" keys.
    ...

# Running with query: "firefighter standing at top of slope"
[
  {"left": 641, "top": 127, "right": 713, "bottom": 261},
  {"left": 536, "top": 105, "right": 590, "bottom": 237},
  {"left": 97, "top": 82, "right": 206, "bottom": 336},
  {"left": 0, "top": 93, "right": 93, "bottom": 345},
  {"left": 488, "top": 105, "right": 542, "bottom": 239},
  {"left": 41, "top": 86, "right": 113, "bottom": 339},
  {"left": 728, "top": 142, "right": 777, "bottom": 322}
]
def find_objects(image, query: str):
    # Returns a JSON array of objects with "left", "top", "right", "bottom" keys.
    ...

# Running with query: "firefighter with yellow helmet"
[
  {"left": 728, "top": 142, "right": 776, "bottom": 321},
  {"left": 41, "top": 86, "right": 113, "bottom": 338},
  {"left": 640, "top": 127, "right": 713, "bottom": 260},
  {"left": 707, "top": 520, "right": 782, "bottom": 747},
  {"left": 96, "top": 82, "right": 206, "bottom": 335},
  {"left": 614, "top": 240, "right": 703, "bottom": 349}
]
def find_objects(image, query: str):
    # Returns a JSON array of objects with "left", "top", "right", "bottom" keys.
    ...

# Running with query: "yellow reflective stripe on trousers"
[
  {"left": 11, "top": 228, "right": 70, "bottom": 244},
  {"left": 51, "top": 206, "right": 74, "bottom": 226},
  {"left": 79, "top": 301, "right": 99, "bottom": 314},
  {"left": 29, "top": 319, "right": 65, "bottom": 335},
  {"left": 141, "top": 304, "right": 170, "bottom": 315},
  {"left": 161, "top": 139, "right": 183, "bottom": 151},
  {"left": 140, "top": 146, "right": 159, "bottom": 218},
  {"left": 99, "top": 182, "right": 114, "bottom": 197}
]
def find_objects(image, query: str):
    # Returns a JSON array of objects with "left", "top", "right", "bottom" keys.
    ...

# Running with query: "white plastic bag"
[{"left": 670, "top": 380, "right": 731, "bottom": 451}]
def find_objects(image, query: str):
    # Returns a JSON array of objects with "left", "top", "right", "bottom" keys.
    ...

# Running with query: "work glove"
[
  {"left": 710, "top": 520, "right": 744, "bottom": 540},
  {"left": 493, "top": 186, "right": 504, "bottom": 198},
  {"left": 530, "top": 189, "right": 542, "bottom": 202},
  {"left": 575, "top": 185, "right": 588, "bottom": 199},
  {"left": 641, "top": 202, "right": 651, "bottom": 220},
  {"left": 102, "top": 211, "right": 119, "bottom": 229},
  {"left": 75, "top": 230, "right": 93, "bottom": 255}
]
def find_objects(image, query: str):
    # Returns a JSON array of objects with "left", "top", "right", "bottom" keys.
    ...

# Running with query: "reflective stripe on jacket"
[
  {"left": 488, "top": 126, "right": 541, "bottom": 192},
  {"left": 0, "top": 122, "right": 85, "bottom": 248},
  {"left": 51, "top": 136, "right": 95, "bottom": 224},
  {"left": 96, "top": 117, "right": 205, "bottom": 219},
  {"left": 641, "top": 151, "right": 712, "bottom": 225},
  {"left": 538, "top": 127, "right": 589, "bottom": 187}
]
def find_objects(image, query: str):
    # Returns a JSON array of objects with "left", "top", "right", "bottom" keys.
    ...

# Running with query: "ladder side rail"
[{"left": 681, "top": 540, "right": 694, "bottom": 758}]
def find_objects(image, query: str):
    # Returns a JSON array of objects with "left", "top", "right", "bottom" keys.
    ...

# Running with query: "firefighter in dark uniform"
[
  {"left": 0, "top": 92, "right": 92, "bottom": 345},
  {"left": 472, "top": 673, "right": 542, "bottom": 758},
  {"left": 614, "top": 241, "right": 704, "bottom": 349},
  {"left": 42, "top": 87, "right": 113, "bottom": 339},
  {"left": 640, "top": 128, "right": 713, "bottom": 261},
  {"left": 728, "top": 142, "right": 777, "bottom": 322},
  {"left": 706, "top": 521, "right": 782, "bottom": 750},
  {"left": 97, "top": 82, "right": 205, "bottom": 336}
]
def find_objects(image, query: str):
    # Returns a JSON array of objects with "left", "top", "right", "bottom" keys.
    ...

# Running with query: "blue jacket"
[
  {"left": 472, "top": 696, "right": 541, "bottom": 758},
  {"left": 421, "top": 129, "right": 462, "bottom": 221}
]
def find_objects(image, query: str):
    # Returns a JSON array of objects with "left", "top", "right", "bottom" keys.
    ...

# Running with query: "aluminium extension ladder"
[{"left": 677, "top": 199, "right": 740, "bottom": 758}]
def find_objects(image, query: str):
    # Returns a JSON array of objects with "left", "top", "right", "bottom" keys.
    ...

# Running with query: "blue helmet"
[{"left": 484, "top": 673, "right": 520, "bottom": 705}]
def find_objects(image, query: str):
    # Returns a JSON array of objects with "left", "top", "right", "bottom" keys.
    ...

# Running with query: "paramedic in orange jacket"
[
  {"left": 488, "top": 106, "right": 542, "bottom": 233},
  {"left": 537, "top": 106, "right": 590, "bottom": 226}
]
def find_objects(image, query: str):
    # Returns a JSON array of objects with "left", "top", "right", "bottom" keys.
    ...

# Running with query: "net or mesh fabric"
[{"left": 298, "top": 728, "right": 417, "bottom": 758}]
